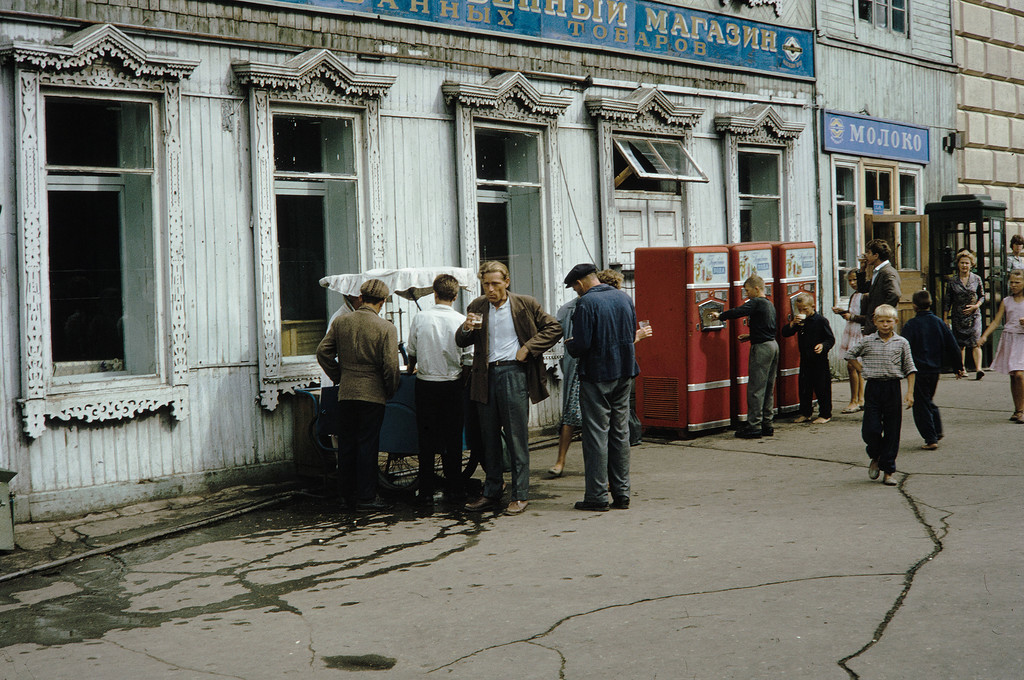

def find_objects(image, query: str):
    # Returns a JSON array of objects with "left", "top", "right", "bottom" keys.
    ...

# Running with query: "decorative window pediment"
[
  {"left": 442, "top": 72, "right": 572, "bottom": 122},
  {"left": 586, "top": 87, "right": 704, "bottom": 135},
  {"left": 1, "top": 23, "right": 198, "bottom": 80},
  {"left": 232, "top": 51, "right": 394, "bottom": 410},
  {"left": 6, "top": 25, "right": 194, "bottom": 438},
  {"left": 232, "top": 49, "right": 396, "bottom": 102},
  {"left": 714, "top": 103, "right": 805, "bottom": 144}
]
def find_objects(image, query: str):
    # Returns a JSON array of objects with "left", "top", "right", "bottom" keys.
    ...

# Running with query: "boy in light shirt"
[{"left": 844, "top": 305, "right": 916, "bottom": 486}]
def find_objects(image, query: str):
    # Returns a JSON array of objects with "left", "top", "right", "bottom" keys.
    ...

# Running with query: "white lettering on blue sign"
[{"left": 822, "top": 110, "right": 929, "bottom": 165}]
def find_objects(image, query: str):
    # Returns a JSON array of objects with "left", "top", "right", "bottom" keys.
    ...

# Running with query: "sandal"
[{"left": 1010, "top": 412, "right": 1022, "bottom": 422}]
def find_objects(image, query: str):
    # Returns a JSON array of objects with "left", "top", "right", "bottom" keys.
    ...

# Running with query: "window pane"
[
  {"left": 858, "top": 0, "right": 873, "bottom": 21},
  {"left": 876, "top": 0, "right": 889, "bottom": 27},
  {"left": 49, "top": 191, "right": 124, "bottom": 366},
  {"left": 277, "top": 194, "right": 328, "bottom": 357},
  {"left": 740, "top": 198, "right": 780, "bottom": 242},
  {"left": 739, "top": 152, "right": 779, "bottom": 196},
  {"left": 613, "top": 145, "right": 678, "bottom": 192},
  {"left": 274, "top": 116, "right": 353, "bottom": 174},
  {"left": 865, "top": 169, "right": 892, "bottom": 211},
  {"left": 477, "top": 201, "right": 510, "bottom": 264},
  {"left": 899, "top": 173, "right": 917, "bottom": 213},
  {"left": 837, "top": 204, "right": 859, "bottom": 272},
  {"left": 49, "top": 183, "right": 156, "bottom": 377},
  {"left": 46, "top": 99, "right": 152, "bottom": 169},
  {"left": 835, "top": 166, "right": 856, "bottom": 203},
  {"left": 476, "top": 129, "right": 539, "bottom": 184},
  {"left": 900, "top": 222, "right": 919, "bottom": 269},
  {"left": 891, "top": 0, "right": 906, "bottom": 32}
]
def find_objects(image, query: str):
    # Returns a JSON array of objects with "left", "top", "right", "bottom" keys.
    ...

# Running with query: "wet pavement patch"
[{"left": 322, "top": 654, "right": 397, "bottom": 671}]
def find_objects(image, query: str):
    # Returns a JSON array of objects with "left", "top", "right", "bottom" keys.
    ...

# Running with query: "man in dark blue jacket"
[
  {"left": 564, "top": 263, "right": 639, "bottom": 511},
  {"left": 901, "top": 289, "right": 967, "bottom": 449}
]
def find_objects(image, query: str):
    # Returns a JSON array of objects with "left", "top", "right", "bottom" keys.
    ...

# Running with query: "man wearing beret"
[
  {"left": 317, "top": 278, "right": 400, "bottom": 512},
  {"left": 563, "top": 263, "right": 639, "bottom": 511},
  {"left": 456, "top": 261, "right": 562, "bottom": 515}
]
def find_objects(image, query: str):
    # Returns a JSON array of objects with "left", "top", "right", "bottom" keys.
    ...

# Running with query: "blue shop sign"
[
  {"left": 823, "top": 110, "right": 929, "bottom": 165},
  {"left": 270, "top": 0, "right": 814, "bottom": 79}
]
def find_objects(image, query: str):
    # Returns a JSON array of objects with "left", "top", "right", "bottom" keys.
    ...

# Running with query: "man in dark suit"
[
  {"left": 316, "top": 278, "right": 400, "bottom": 512},
  {"left": 845, "top": 238, "right": 902, "bottom": 335},
  {"left": 456, "top": 261, "right": 562, "bottom": 515}
]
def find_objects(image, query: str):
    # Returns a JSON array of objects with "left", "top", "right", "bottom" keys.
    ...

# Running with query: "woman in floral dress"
[{"left": 944, "top": 249, "right": 986, "bottom": 380}]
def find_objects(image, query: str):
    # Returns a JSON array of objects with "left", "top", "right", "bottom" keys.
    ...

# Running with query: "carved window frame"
[
  {"left": 714, "top": 104, "right": 805, "bottom": 244},
  {"left": 232, "top": 50, "right": 395, "bottom": 410},
  {"left": 2, "top": 25, "right": 197, "bottom": 438},
  {"left": 586, "top": 87, "right": 705, "bottom": 267},
  {"left": 442, "top": 72, "right": 571, "bottom": 315}
]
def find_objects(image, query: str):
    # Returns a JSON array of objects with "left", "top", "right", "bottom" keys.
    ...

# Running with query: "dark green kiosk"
[{"left": 924, "top": 194, "right": 1008, "bottom": 362}]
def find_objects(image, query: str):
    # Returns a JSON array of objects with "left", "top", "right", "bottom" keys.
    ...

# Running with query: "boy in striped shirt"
[{"left": 843, "top": 304, "right": 917, "bottom": 486}]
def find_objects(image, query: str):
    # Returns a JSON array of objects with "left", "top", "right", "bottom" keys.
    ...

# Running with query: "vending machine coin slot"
[{"left": 698, "top": 299, "right": 725, "bottom": 330}]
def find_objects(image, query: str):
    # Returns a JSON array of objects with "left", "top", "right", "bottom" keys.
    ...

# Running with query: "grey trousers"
[
  {"left": 476, "top": 364, "right": 530, "bottom": 501},
  {"left": 747, "top": 340, "right": 779, "bottom": 429},
  {"left": 580, "top": 377, "right": 633, "bottom": 504}
]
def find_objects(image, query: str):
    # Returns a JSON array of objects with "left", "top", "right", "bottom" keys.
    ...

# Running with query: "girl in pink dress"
[
  {"left": 979, "top": 269, "right": 1024, "bottom": 422},
  {"left": 833, "top": 270, "right": 864, "bottom": 412}
]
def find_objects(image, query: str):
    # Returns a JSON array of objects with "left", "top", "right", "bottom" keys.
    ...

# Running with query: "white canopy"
[{"left": 319, "top": 267, "right": 476, "bottom": 301}]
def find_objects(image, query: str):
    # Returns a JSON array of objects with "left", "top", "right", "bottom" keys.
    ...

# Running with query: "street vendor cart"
[{"left": 297, "top": 267, "right": 479, "bottom": 493}]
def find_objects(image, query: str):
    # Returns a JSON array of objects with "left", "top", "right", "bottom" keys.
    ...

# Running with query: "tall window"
[
  {"left": 833, "top": 159, "right": 922, "bottom": 297},
  {"left": 738, "top": 150, "right": 782, "bottom": 242},
  {"left": 46, "top": 97, "right": 157, "bottom": 380},
  {"left": 835, "top": 163, "right": 859, "bottom": 296},
  {"left": 475, "top": 126, "right": 544, "bottom": 300},
  {"left": 273, "top": 114, "right": 359, "bottom": 357},
  {"left": 858, "top": 0, "right": 908, "bottom": 34}
]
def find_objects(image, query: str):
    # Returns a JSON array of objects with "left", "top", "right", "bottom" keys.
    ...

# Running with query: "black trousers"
[
  {"left": 862, "top": 379, "right": 903, "bottom": 474},
  {"left": 912, "top": 372, "right": 942, "bottom": 445},
  {"left": 798, "top": 355, "right": 832, "bottom": 419},
  {"left": 337, "top": 400, "right": 386, "bottom": 503},
  {"left": 415, "top": 379, "right": 466, "bottom": 499}
]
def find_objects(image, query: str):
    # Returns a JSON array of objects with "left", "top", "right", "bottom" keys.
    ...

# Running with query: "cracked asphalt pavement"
[{"left": 1, "top": 373, "right": 1021, "bottom": 679}]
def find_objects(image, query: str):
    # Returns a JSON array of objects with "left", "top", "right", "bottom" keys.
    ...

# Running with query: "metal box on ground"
[{"left": 0, "top": 469, "right": 16, "bottom": 551}]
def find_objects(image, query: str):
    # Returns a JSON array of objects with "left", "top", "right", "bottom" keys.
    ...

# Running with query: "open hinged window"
[{"left": 613, "top": 135, "right": 707, "bottom": 185}]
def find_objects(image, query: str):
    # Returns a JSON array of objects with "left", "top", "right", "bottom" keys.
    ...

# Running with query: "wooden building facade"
[{"left": 0, "top": 0, "right": 954, "bottom": 519}]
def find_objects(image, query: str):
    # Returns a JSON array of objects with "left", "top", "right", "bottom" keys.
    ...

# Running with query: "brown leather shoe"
[
  {"left": 464, "top": 496, "right": 498, "bottom": 511},
  {"left": 504, "top": 500, "right": 529, "bottom": 515}
]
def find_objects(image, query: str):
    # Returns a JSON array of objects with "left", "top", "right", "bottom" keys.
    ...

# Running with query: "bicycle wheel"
[{"left": 377, "top": 452, "right": 420, "bottom": 491}]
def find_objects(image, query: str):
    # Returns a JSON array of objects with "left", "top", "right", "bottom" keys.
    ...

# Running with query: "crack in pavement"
[
  {"left": 836, "top": 473, "right": 952, "bottom": 679},
  {"left": 106, "top": 638, "right": 248, "bottom": 679},
  {"left": 428, "top": 572, "right": 906, "bottom": 674},
  {"left": 649, "top": 440, "right": 958, "bottom": 679}
]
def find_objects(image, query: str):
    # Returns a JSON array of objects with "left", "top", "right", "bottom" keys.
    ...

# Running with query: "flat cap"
[
  {"left": 360, "top": 278, "right": 390, "bottom": 300},
  {"left": 563, "top": 263, "right": 597, "bottom": 287}
]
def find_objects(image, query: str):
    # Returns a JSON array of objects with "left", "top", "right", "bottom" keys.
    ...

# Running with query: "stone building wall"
[{"left": 956, "top": 0, "right": 1024, "bottom": 238}]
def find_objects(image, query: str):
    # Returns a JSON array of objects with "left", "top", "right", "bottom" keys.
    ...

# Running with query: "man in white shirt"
[{"left": 407, "top": 274, "right": 468, "bottom": 504}]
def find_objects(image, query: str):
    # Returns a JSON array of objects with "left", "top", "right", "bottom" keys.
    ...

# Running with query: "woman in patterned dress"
[
  {"left": 944, "top": 249, "right": 986, "bottom": 380},
  {"left": 833, "top": 269, "right": 864, "bottom": 412}
]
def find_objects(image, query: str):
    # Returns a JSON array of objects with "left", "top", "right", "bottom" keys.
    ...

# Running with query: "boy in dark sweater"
[
  {"left": 711, "top": 274, "right": 778, "bottom": 439},
  {"left": 781, "top": 293, "right": 835, "bottom": 424},
  {"left": 901, "top": 289, "right": 966, "bottom": 449}
]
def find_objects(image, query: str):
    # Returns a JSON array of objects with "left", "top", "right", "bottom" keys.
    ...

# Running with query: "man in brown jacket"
[
  {"left": 455, "top": 261, "right": 561, "bottom": 514},
  {"left": 317, "top": 278, "right": 400, "bottom": 511}
]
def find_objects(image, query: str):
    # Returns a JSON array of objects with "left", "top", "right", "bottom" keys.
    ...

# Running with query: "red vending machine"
[
  {"left": 728, "top": 243, "right": 775, "bottom": 425},
  {"left": 772, "top": 242, "right": 818, "bottom": 414},
  {"left": 635, "top": 246, "right": 732, "bottom": 433}
]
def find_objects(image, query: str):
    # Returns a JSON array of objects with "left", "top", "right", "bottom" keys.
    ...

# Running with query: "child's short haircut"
[
  {"left": 912, "top": 289, "right": 932, "bottom": 309},
  {"left": 873, "top": 304, "right": 898, "bottom": 320},
  {"left": 432, "top": 273, "right": 460, "bottom": 302},
  {"left": 744, "top": 274, "right": 765, "bottom": 291},
  {"left": 793, "top": 292, "right": 813, "bottom": 308}
]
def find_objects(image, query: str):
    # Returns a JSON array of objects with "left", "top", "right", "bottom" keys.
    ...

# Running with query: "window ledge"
[{"left": 20, "top": 384, "right": 189, "bottom": 438}]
